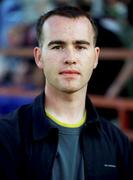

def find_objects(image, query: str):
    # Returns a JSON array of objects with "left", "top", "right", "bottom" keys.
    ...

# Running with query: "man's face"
[{"left": 34, "top": 16, "right": 100, "bottom": 94}]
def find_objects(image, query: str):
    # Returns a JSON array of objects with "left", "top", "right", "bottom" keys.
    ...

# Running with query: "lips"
[{"left": 59, "top": 70, "right": 80, "bottom": 75}]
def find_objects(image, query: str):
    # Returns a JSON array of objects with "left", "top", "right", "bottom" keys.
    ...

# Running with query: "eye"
[
  {"left": 75, "top": 46, "right": 87, "bottom": 50},
  {"left": 51, "top": 45, "right": 64, "bottom": 50}
]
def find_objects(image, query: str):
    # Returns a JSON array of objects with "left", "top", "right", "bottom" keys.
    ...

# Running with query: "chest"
[{"left": 22, "top": 132, "right": 120, "bottom": 180}]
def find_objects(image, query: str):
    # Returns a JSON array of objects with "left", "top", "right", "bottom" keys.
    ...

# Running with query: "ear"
[
  {"left": 93, "top": 47, "right": 100, "bottom": 69},
  {"left": 33, "top": 47, "right": 43, "bottom": 69}
]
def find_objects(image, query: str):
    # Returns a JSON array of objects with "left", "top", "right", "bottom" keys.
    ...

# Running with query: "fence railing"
[{"left": 0, "top": 47, "right": 133, "bottom": 60}]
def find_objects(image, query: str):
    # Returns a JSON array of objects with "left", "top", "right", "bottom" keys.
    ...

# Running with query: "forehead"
[{"left": 42, "top": 15, "right": 94, "bottom": 41}]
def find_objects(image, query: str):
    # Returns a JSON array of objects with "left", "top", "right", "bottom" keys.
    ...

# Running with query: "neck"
[{"left": 44, "top": 85, "right": 87, "bottom": 125}]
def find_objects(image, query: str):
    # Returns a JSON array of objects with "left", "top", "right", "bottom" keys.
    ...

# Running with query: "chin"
[
  {"left": 60, "top": 86, "right": 84, "bottom": 94},
  {"left": 63, "top": 84, "right": 88, "bottom": 94}
]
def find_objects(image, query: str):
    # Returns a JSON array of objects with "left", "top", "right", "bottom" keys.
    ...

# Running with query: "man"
[{"left": 0, "top": 6, "right": 133, "bottom": 180}]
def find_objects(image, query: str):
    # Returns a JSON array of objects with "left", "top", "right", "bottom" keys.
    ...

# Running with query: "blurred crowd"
[{"left": 0, "top": 0, "right": 133, "bottom": 97}]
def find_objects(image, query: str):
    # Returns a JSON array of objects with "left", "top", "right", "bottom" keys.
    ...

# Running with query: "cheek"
[
  {"left": 42, "top": 56, "right": 58, "bottom": 76},
  {"left": 87, "top": 51, "right": 98, "bottom": 68},
  {"left": 82, "top": 52, "right": 95, "bottom": 67},
  {"left": 81, "top": 56, "right": 96, "bottom": 75},
  {"left": 84, "top": 64, "right": 94, "bottom": 75},
  {"left": 42, "top": 50, "right": 62, "bottom": 64}
]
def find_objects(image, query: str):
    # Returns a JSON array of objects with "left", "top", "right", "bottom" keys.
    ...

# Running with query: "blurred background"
[{"left": 0, "top": 0, "right": 133, "bottom": 140}]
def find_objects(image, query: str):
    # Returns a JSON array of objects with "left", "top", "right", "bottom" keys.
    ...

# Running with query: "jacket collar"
[
  {"left": 32, "top": 92, "right": 54, "bottom": 140},
  {"left": 85, "top": 95, "right": 100, "bottom": 125},
  {"left": 32, "top": 92, "right": 101, "bottom": 141}
]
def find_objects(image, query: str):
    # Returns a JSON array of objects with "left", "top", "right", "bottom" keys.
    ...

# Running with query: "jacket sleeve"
[
  {"left": 0, "top": 115, "right": 19, "bottom": 180},
  {"left": 102, "top": 118, "right": 133, "bottom": 179},
  {"left": 0, "top": 138, "right": 19, "bottom": 180},
  {"left": 123, "top": 138, "right": 133, "bottom": 180},
  {"left": 113, "top": 126, "right": 133, "bottom": 180}
]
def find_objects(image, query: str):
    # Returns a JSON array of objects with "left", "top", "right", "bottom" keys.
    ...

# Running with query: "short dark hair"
[{"left": 36, "top": 6, "right": 98, "bottom": 46}]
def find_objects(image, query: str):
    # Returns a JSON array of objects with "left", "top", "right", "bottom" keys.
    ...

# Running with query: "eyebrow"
[
  {"left": 74, "top": 40, "right": 90, "bottom": 45},
  {"left": 48, "top": 41, "right": 65, "bottom": 47},
  {"left": 48, "top": 40, "right": 90, "bottom": 47}
]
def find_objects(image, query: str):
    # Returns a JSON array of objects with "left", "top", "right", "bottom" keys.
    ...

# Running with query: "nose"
[{"left": 64, "top": 48, "right": 77, "bottom": 65}]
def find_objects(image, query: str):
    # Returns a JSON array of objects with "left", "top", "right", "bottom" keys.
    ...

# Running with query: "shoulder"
[
  {"left": 99, "top": 117, "right": 132, "bottom": 154},
  {"left": 100, "top": 118, "right": 127, "bottom": 139},
  {"left": 0, "top": 93, "right": 44, "bottom": 145},
  {"left": 0, "top": 104, "right": 32, "bottom": 146}
]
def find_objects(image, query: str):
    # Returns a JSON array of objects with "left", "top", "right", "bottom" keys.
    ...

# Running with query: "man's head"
[
  {"left": 36, "top": 6, "right": 98, "bottom": 47},
  {"left": 34, "top": 6, "right": 100, "bottom": 94}
]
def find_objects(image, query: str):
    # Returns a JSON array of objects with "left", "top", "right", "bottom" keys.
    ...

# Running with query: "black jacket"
[{"left": 0, "top": 93, "right": 133, "bottom": 180}]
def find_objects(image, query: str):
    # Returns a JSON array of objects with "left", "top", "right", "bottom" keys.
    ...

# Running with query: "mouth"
[{"left": 59, "top": 70, "right": 80, "bottom": 75}]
